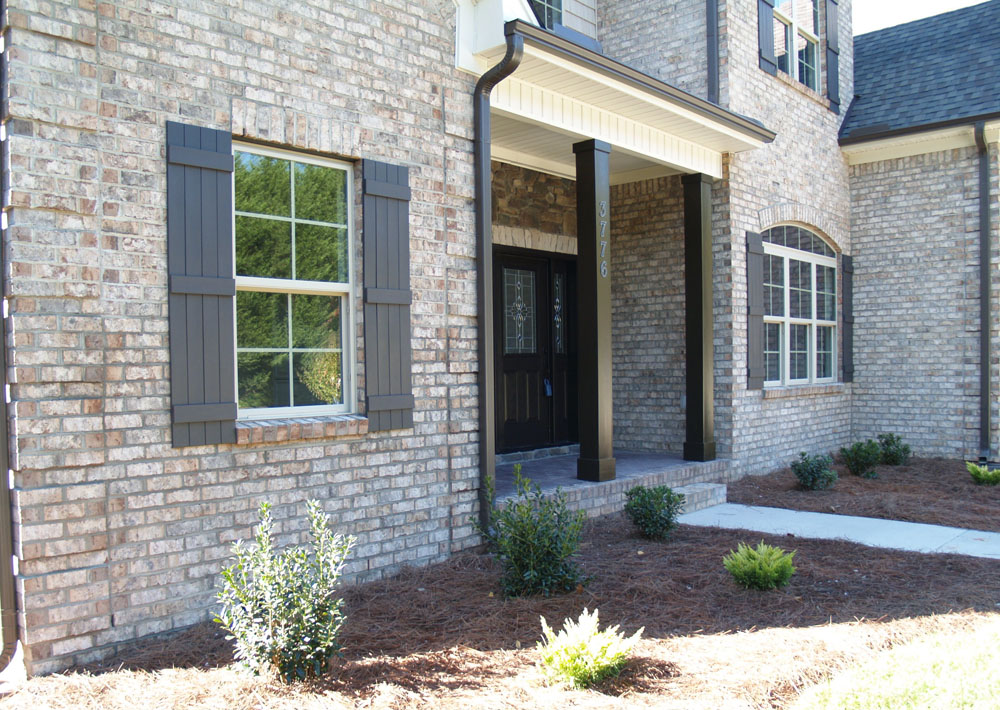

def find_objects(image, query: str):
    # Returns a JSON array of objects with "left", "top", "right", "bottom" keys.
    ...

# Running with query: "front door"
[{"left": 494, "top": 249, "right": 577, "bottom": 453}]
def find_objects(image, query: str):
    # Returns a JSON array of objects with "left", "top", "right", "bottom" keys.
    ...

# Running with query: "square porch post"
[
  {"left": 682, "top": 173, "right": 716, "bottom": 461},
  {"left": 574, "top": 139, "right": 616, "bottom": 481}
]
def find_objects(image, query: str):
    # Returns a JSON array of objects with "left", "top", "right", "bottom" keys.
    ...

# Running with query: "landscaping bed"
[
  {"left": 727, "top": 457, "right": 1000, "bottom": 532},
  {"left": 4, "top": 514, "right": 999, "bottom": 709}
]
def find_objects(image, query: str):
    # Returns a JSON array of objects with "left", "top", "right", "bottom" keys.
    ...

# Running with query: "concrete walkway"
[{"left": 679, "top": 503, "right": 1000, "bottom": 560}]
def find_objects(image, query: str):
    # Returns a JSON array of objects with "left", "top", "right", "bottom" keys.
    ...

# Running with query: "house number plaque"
[{"left": 599, "top": 200, "right": 608, "bottom": 278}]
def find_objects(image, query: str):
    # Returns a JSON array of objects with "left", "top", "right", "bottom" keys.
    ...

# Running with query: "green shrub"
[
  {"left": 723, "top": 541, "right": 796, "bottom": 590},
  {"left": 216, "top": 500, "right": 355, "bottom": 681},
  {"left": 624, "top": 485, "right": 685, "bottom": 540},
  {"left": 966, "top": 461, "right": 1000, "bottom": 486},
  {"left": 790, "top": 452, "right": 837, "bottom": 491},
  {"left": 877, "top": 433, "right": 911, "bottom": 466},
  {"left": 840, "top": 440, "right": 882, "bottom": 479},
  {"left": 537, "top": 608, "right": 643, "bottom": 689},
  {"left": 477, "top": 465, "right": 587, "bottom": 597}
]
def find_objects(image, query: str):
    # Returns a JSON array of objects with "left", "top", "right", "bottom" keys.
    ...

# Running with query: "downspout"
[
  {"left": 474, "top": 29, "right": 523, "bottom": 529},
  {"left": 975, "top": 122, "right": 993, "bottom": 463},
  {"left": 706, "top": 0, "right": 719, "bottom": 104}
]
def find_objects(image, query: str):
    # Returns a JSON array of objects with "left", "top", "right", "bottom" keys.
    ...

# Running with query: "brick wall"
[{"left": 3, "top": 0, "right": 480, "bottom": 674}]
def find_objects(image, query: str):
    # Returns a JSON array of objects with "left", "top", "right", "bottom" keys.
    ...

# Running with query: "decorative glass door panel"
[{"left": 504, "top": 268, "right": 537, "bottom": 355}]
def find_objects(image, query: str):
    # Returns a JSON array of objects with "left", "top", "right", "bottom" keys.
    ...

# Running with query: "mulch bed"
[
  {"left": 727, "top": 457, "right": 1000, "bottom": 532},
  {"left": 47, "top": 513, "right": 998, "bottom": 709}
]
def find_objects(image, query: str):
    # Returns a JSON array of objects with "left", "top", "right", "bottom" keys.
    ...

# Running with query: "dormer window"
[{"left": 530, "top": 0, "right": 562, "bottom": 29}]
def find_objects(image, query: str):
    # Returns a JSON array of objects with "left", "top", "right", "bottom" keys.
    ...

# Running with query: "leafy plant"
[
  {"left": 476, "top": 465, "right": 587, "bottom": 597},
  {"left": 216, "top": 500, "right": 355, "bottom": 681},
  {"left": 624, "top": 485, "right": 685, "bottom": 540},
  {"left": 723, "top": 541, "right": 796, "bottom": 590},
  {"left": 537, "top": 608, "right": 643, "bottom": 689},
  {"left": 790, "top": 452, "right": 837, "bottom": 491},
  {"left": 840, "top": 440, "right": 882, "bottom": 479},
  {"left": 966, "top": 461, "right": 1000, "bottom": 486},
  {"left": 878, "top": 433, "right": 911, "bottom": 466}
]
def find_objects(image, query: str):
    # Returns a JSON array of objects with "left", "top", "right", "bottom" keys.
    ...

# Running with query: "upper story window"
[
  {"left": 233, "top": 145, "right": 354, "bottom": 418},
  {"left": 530, "top": 0, "right": 562, "bottom": 29},
  {"left": 773, "top": 0, "right": 819, "bottom": 91},
  {"left": 762, "top": 225, "right": 836, "bottom": 386}
]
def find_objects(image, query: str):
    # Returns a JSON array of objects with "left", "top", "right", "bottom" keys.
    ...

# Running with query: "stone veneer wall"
[
  {"left": 4, "top": 0, "right": 480, "bottom": 673},
  {"left": 849, "top": 145, "right": 999, "bottom": 458}
]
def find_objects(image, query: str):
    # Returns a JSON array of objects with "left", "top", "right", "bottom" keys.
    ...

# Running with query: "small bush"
[
  {"left": 840, "top": 440, "right": 882, "bottom": 479},
  {"left": 216, "top": 500, "right": 355, "bottom": 681},
  {"left": 967, "top": 461, "right": 1000, "bottom": 486},
  {"left": 877, "top": 433, "right": 911, "bottom": 466},
  {"left": 537, "top": 608, "right": 643, "bottom": 689},
  {"left": 624, "top": 485, "right": 685, "bottom": 540},
  {"left": 477, "top": 465, "right": 587, "bottom": 597},
  {"left": 723, "top": 541, "right": 796, "bottom": 590},
  {"left": 790, "top": 452, "right": 837, "bottom": 491}
]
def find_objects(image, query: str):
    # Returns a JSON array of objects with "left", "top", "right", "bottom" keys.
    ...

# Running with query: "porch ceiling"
[{"left": 482, "top": 21, "right": 775, "bottom": 182}]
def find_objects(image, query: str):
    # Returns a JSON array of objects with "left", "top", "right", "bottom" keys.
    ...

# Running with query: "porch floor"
[{"left": 494, "top": 450, "right": 735, "bottom": 519}]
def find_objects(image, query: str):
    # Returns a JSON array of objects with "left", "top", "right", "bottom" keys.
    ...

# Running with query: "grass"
[{"left": 793, "top": 616, "right": 1000, "bottom": 710}]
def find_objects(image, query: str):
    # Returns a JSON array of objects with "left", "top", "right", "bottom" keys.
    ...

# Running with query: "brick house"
[{"left": 0, "top": 0, "right": 995, "bottom": 675}]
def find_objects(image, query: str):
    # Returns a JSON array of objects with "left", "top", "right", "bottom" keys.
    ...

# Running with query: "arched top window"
[{"left": 760, "top": 225, "right": 837, "bottom": 386}]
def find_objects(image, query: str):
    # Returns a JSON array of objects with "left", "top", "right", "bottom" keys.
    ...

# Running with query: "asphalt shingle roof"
[{"left": 840, "top": 0, "right": 1000, "bottom": 142}]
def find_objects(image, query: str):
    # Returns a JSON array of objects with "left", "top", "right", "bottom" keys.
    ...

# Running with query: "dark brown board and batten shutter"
[
  {"left": 841, "top": 254, "right": 854, "bottom": 383},
  {"left": 166, "top": 121, "right": 237, "bottom": 447},
  {"left": 826, "top": 0, "right": 841, "bottom": 113},
  {"left": 747, "top": 231, "right": 765, "bottom": 390},
  {"left": 758, "top": 0, "right": 777, "bottom": 76},
  {"left": 362, "top": 160, "right": 414, "bottom": 431}
]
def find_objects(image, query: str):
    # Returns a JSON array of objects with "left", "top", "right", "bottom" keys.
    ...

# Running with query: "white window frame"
[
  {"left": 529, "top": 0, "right": 562, "bottom": 28},
  {"left": 774, "top": 0, "right": 821, "bottom": 91},
  {"left": 762, "top": 231, "right": 837, "bottom": 387},
  {"left": 232, "top": 142, "right": 356, "bottom": 420}
]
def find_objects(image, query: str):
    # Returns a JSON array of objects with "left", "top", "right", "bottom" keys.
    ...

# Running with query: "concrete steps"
[{"left": 675, "top": 482, "right": 728, "bottom": 514}]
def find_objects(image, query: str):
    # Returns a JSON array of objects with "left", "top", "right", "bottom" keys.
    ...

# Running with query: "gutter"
[
  {"left": 975, "top": 122, "right": 993, "bottom": 462},
  {"left": 474, "top": 29, "right": 523, "bottom": 529},
  {"left": 840, "top": 110, "right": 1000, "bottom": 146}
]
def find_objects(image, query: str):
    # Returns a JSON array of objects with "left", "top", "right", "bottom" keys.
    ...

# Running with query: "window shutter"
[
  {"left": 758, "top": 0, "right": 777, "bottom": 76},
  {"left": 841, "top": 254, "right": 854, "bottom": 383},
  {"left": 825, "top": 0, "right": 841, "bottom": 112},
  {"left": 166, "top": 121, "right": 237, "bottom": 447},
  {"left": 362, "top": 160, "right": 414, "bottom": 431},
  {"left": 747, "top": 231, "right": 765, "bottom": 390}
]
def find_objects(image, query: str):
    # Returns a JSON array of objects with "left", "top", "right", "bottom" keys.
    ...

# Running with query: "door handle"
[{"left": 544, "top": 378, "right": 553, "bottom": 397}]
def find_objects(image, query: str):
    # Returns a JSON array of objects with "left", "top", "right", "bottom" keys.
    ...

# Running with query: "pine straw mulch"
[
  {"left": 4, "top": 514, "right": 1000, "bottom": 710},
  {"left": 727, "top": 457, "right": 1000, "bottom": 532}
]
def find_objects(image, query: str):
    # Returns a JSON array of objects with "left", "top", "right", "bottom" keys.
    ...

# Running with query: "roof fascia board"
[
  {"left": 840, "top": 111, "right": 1000, "bottom": 147},
  {"left": 842, "top": 120, "right": 1000, "bottom": 165}
]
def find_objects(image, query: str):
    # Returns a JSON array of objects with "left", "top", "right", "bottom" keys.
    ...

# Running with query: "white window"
[
  {"left": 774, "top": 0, "right": 820, "bottom": 91},
  {"left": 233, "top": 144, "right": 354, "bottom": 418},
  {"left": 530, "top": 0, "right": 561, "bottom": 28},
  {"left": 762, "top": 225, "right": 836, "bottom": 386}
]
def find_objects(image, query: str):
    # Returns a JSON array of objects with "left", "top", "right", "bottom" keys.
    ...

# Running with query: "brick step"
[{"left": 674, "top": 482, "right": 727, "bottom": 514}]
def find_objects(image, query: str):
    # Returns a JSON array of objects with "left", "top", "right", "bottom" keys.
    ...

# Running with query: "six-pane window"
[
  {"left": 233, "top": 145, "right": 353, "bottom": 417},
  {"left": 762, "top": 225, "right": 836, "bottom": 385},
  {"left": 530, "top": 0, "right": 561, "bottom": 28},
  {"left": 773, "top": 0, "right": 820, "bottom": 91}
]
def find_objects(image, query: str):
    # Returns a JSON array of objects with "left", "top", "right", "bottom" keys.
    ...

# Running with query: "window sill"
[
  {"left": 236, "top": 413, "right": 368, "bottom": 444},
  {"left": 763, "top": 383, "right": 845, "bottom": 400},
  {"left": 768, "top": 67, "right": 832, "bottom": 111}
]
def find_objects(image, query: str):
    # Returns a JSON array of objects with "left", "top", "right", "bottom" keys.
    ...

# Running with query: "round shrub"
[
  {"left": 624, "top": 485, "right": 686, "bottom": 540},
  {"left": 840, "top": 440, "right": 882, "bottom": 479},
  {"left": 878, "top": 433, "right": 912, "bottom": 466},
  {"left": 790, "top": 451, "right": 837, "bottom": 490}
]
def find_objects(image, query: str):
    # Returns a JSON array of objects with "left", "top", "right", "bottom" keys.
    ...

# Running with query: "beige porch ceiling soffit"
[{"left": 478, "top": 21, "right": 775, "bottom": 183}]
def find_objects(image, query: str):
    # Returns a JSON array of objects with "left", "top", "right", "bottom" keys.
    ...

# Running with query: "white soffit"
[
  {"left": 842, "top": 121, "right": 1000, "bottom": 165},
  {"left": 483, "top": 41, "right": 769, "bottom": 182}
]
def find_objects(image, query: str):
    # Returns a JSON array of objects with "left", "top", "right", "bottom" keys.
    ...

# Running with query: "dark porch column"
[
  {"left": 682, "top": 173, "right": 716, "bottom": 461},
  {"left": 574, "top": 139, "right": 616, "bottom": 481}
]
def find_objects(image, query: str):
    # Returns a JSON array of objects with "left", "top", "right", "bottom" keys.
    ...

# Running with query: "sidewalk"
[{"left": 679, "top": 503, "right": 1000, "bottom": 560}]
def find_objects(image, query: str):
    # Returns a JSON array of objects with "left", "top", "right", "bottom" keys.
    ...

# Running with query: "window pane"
[
  {"left": 790, "top": 324, "right": 809, "bottom": 380},
  {"left": 291, "top": 294, "right": 342, "bottom": 350},
  {"left": 236, "top": 216, "right": 292, "bottom": 279},
  {"left": 294, "top": 162, "right": 348, "bottom": 224},
  {"left": 504, "top": 267, "right": 536, "bottom": 355},
  {"left": 293, "top": 352, "right": 343, "bottom": 406},
  {"left": 554, "top": 272, "right": 566, "bottom": 355},
  {"left": 816, "top": 264, "right": 836, "bottom": 321},
  {"left": 295, "top": 224, "right": 349, "bottom": 283},
  {"left": 765, "top": 322, "right": 782, "bottom": 382},
  {"left": 235, "top": 152, "right": 290, "bottom": 217},
  {"left": 238, "top": 352, "right": 290, "bottom": 408},
  {"left": 236, "top": 291, "right": 287, "bottom": 348},
  {"left": 797, "top": 33, "right": 818, "bottom": 90},
  {"left": 816, "top": 326, "right": 834, "bottom": 379},
  {"left": 774, "top": 18, "right": 791, "bottom": 74},
  {"left": 789, "top": 259, "right": 812, "bottom": 319},
  {"left": 764, "top": 254, "right": 784, "bottom": 317},
  {"left": 796, "top": 0, "right": 818, "bottom": 34}
]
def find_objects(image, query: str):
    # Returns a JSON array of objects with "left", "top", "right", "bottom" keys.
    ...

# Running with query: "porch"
[{"left": 495, "top": 448, "right": 733, "bottom": 519}]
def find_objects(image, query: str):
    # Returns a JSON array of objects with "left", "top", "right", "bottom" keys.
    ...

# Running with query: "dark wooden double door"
[{"left": 494, "top": 249, "right": 578, "bottom": 453}]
